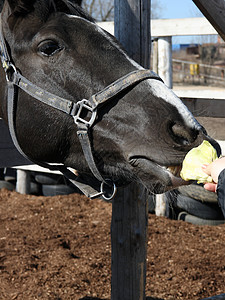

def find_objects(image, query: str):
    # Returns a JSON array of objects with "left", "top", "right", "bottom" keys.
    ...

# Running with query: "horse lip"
[
  {"left": 129, "top": 155, "right": 181, "bottom": 172},
  {"left": 167, "top": 169, "right": 191, "bottom": 188},
  {"left": 129, "top": 156, "right": 189, "bottom": 188}
]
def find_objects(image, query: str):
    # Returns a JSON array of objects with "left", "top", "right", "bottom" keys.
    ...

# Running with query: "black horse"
[{"left": 0, "top": 0, "right": 220, "bottom": 197}]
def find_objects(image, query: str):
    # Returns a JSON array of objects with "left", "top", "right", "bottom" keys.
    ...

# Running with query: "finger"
[
  {"left": 204, "top": 182, "right": 217, "bottom": 193},
  {"left": 202, "top": 164, "right": 211, "bottom": 176}
]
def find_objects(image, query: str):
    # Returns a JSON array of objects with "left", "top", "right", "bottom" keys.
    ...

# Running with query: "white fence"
[{"left": 98, "top": 17, "right": 218, "bottom": 37}]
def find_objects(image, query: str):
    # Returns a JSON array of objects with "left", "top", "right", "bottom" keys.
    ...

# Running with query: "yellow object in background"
[
  {"left": 190, "top": 63, "right": 200, "bottom": 76},
  {"left": 180, "top": 140, "right": 218, "bottom": 183}
]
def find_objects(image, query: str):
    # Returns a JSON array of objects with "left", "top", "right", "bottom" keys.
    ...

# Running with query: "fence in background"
[{"left": 173, "top": 59, "right": 225, "bottom": 84}]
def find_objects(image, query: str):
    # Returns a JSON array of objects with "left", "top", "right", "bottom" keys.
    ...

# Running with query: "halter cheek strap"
[
  {"left": 6, "top": 80, "right": 106, "bottom": 199},
  {"left": 0, "top": 15, "right": 163, "bottom": 200}
]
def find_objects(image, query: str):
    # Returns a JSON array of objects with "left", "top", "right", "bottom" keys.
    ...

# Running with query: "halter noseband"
[{"left": 0, "top": 15, "right": 163, "bottom": 200}]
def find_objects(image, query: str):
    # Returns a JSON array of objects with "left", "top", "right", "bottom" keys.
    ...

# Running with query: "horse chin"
[{"left": 129, "top": 157, "right": 190, "bottom": 194}]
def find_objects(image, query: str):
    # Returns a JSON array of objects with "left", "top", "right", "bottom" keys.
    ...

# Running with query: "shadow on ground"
[
  {"left": 146, "top": 298, "right": 164, "bottom": 300},
  {"left": 79, "top": 297, "right": 164, "bottom": 300},
  {"left": 79, "top": 298, "right": 108, "bottom": 300}
]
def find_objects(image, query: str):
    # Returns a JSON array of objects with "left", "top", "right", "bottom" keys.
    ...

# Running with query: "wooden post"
[
  {"left": 152, "top": 39, "right": 158, "bottom": 74},
  {"left": 114, "top": 0, "right": 151, "bottom": 69},
  {"left": 181, "top": 62, "right": 185, "bottom": 82},
  {"left": 158, "top": 36, "right": 173, "bottom": 88},
  {"left": 113, "top": 1, "right": 150, "bottom": 299},
  {"left": 111, "top": 185, "right": 148, "bottom": 300},
  {"left": 193, "top": 0, "right": 225, "bottom": 41},
  {"left": 16, "top": 169, "right": 30, "bottom": 194}
]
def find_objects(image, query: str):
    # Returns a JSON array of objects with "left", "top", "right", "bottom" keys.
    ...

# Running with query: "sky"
[
  {"left": 157, "top": 0, "right": 217, "bottom": 44},
  {"left": 159, "top": 0, "right": 202, "bottom": 19}
]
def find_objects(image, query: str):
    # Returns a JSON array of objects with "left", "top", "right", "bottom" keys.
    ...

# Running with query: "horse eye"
[{"left": 38, "top": 40, "right": 63, "bottom": 57}]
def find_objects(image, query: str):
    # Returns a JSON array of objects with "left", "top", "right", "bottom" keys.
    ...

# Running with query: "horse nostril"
[{"left": 170, "top": 123, "right": 197, "bottom": 146}]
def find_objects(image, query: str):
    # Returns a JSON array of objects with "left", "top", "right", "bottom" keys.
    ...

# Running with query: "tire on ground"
[
  {"left": 35, "top": 173, "right": 64, "bottom": 185},
  {"left": 178, "top": 212, "right": 225, "bottom": 226},
  {"left": 0, "top": 180, "right": 15, "bottom": 191},
  {"left": 178, "top": 184, "right": 217, "bottom": 203},
  {"left": 42, "top": 184, "right": 78, "bottom": 196},
  {"left": 30, "top": 182, "right": 42, "bottom": 195},
  {"left": 176, "top": 194, "right": 224, "bottom": 220}
]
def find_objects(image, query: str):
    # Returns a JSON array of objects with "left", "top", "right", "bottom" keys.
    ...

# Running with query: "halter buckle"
[{"left": 73, "top": 99, "right": 97, "bottom": 128}]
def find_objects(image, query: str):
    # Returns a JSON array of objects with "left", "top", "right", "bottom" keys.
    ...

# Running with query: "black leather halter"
[{"left": 0, "top": 15, "right": 163, "bottom": 200}]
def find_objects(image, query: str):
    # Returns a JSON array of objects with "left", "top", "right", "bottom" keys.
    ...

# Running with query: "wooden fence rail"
[
  {"left": 173, "top": 59, "right": 225, "bottom": 84},
  {"left": 97, "top": 17, "right": 218, "bottom": 37}
]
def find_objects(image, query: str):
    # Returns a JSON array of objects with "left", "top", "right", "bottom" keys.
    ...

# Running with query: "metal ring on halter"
[
  {"left": 6, "top": 63, "right": 17, "bottom": 83},
  {"left": 100, "top": 179, "right": 117, "bottom": 201}
]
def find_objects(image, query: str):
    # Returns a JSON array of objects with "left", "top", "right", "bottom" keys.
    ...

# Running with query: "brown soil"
[{"left": 0, "top": 189, "right": 225, "bottom": 300}]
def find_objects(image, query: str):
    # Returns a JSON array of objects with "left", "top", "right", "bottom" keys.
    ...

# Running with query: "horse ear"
[
  {"left": 57, "top": 0, "right": 83, "bottom": 10},
  {"left": 0, "top": 0, "right": 4, "bottom": 11},
  {"left": 53, "top": 0, "right": 83, "bottom": 12},
  {"left": 69, "top": 0, "right": 82, "bottom": 6},
  {"left": 6, "top": 0, "right": 35, "bottom": 15}
]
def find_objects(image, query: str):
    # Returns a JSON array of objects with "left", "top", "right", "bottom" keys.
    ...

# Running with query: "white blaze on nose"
[{"left": 148, "top": 79, "right": 201, "bottom": 130}]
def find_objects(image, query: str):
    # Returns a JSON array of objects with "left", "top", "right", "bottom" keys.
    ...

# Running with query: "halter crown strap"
[{"left": 90, "top": 69, "right": 162, "bottom": 108}]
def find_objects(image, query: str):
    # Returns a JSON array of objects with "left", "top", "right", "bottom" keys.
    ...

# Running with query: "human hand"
[{"left": 202, "top": 157, "right": 225, "bottom": 192}]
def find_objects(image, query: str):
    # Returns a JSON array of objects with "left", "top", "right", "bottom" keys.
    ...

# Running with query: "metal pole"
[{"left": 158, "top": 36, "right": 173, "bottom": 88}]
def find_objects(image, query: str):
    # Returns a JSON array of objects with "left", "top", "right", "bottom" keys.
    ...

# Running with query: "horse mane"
[
  {"left": 53, "top": 0, "right": 93, "bottom": 21},
  {"left": 8, "top": 0, "right": 36, "bottom": 15},
  {"left": 7, "top": 0, "right": 93, "bottom": 22}
]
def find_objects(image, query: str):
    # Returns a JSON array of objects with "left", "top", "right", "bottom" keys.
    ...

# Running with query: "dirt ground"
[
  {"left": 0, "top": 188, "right": 225, "bottom": 300},
  {"left": 0, "top": 116, "right": 225, "bottom": 300}
]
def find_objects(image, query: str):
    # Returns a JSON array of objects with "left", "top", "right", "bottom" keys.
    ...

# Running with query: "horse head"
[{"left": 0, "top": 0, "right": 220, "bottom": 196}]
